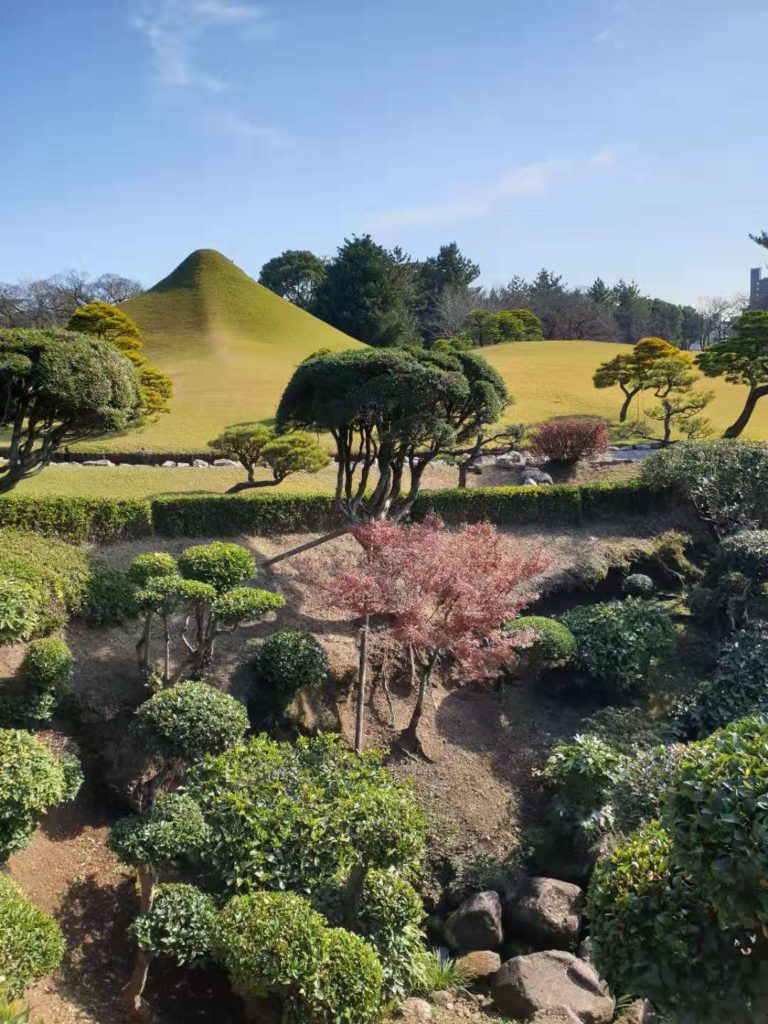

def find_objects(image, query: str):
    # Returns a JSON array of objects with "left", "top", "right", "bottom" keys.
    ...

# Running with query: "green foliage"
[
  {"left": 561, "top": 598, "right": 676, "bottom": 697},
  {"left": 211, "top": 586, "right": 284, "bottom": 627},
  {"left": 209, "top": 423, "right": 274, "bottom": 480},
  {"left": 178, "top": 542, "right": 255, "bottom": 593},
  {"left": 258, "top": 249, "right": 327, "bottom": 309},
  {"left": 131, "top": 883, "right": 216, "bottom": 966},
  {"left": 641, "top": 440, "right": 768, "bottom": 534},
  {"left": 109, "top": 793, "right": 210, "bottom": 868},
  {"left": 128, "top": 552, "right": 178, "bottom": 587},
  {"left": 503, "top": 615, "right": 577, "bottom": 670},
  {"left": 134, "top": 681, "right": 248, "bottom": 763},
  {"left": 81, "top": 562, "right": 136, "bottom": 625},
  {"left": 413, "top": 952, "right": 469, "bottom": 995},
  {"left": 0, "top": 528, "right": 91, "bottom": 633},
  {"left": 609, "top": 744, "right": 686, "bottom": 836},
  {"left": 588, "top": 822, "right": 757, "bottom": 1024},
  {"left": 252, "top": 628, "right": 330, "bottom": 705},
  {"left": 189, "top": 733, "right": 425, "bottom": 895},
  {"left": 262, "top": 432, "right": 330, "bottom": 481},
  {"left": 674, "top": 624, "right": 768, "bottom": 739},
  {"left": 698, "top": 310, "right": 768, "bottom": 436},
  {"left": 357, "top": 869, "right": 425, "bottom": 1000},
  {"left": 718, "top": 530, "right": 768, "bottom": 584},
  {"left": 0, "top": 729, "right": 73, "bottom": 861},
  {"left": 0, "top": 875, "right": 64, "bottom": 998},
  {"left": 17, "top": 638, "right": 73, "bottom": 723},
  {"left": 0, "top": 495, "right": 152, "bottom": 542},
  {"left": 538, "top": 734, "right": 627, "bottom": 839},
  {"left": 215, "top": 891, "right": 383, "bottom": 1024},
  {"left": 0, "top": 991, "right": 31, "bottom": 1022},
  {"left": 622, "top": 573, "right": 655, "bottom": 597},
  {"left": 0, "top": 579, "right": 43, "bottom": 645}
]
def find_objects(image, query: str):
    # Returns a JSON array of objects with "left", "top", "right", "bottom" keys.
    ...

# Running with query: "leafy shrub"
[
  {"left": 561, "top": 598, "right": 676, "bottom": 697},
  {"left": 717, "top": 529, "right": 768, "bottom": 584},
  {"left": 18, "top": 638, "right": 73, "bottom": 723},
  {"left": 641, "top": 439, "right": 768, "bottom": 535},
  {"left": 128, "top": 552, "right": 178, "bottom": 587},
  {"left": 0, "top": 495, "right": 152, "bottom": 542},
  {"left": 0, "top": 579, "right": 43, "bottom": 645},
  {"left": 610, "top": 744, "right": 686, "bottom": 836},
  {"left": 189, "top": 733, "right": 425, "bottom": 895},
  {"left": 588, "top": 821, "right": 756, "bottom": 1024},
  {"left": 215, "top": 891, "right": 383, "bottom": 1024},
  {"left": 673, "top": 623, "right": 768, "bottom": 739},
  {"left": 0, "top": 990, "right": 31, "bottom": 1022},
  {"left": 252, "top": 629, "right": 330, "bottom": 705},
  {"left": 131, "top": 883, "right": 216, "bottom": 966},
  {"left": 134, "top": 681, "right": 248, "bottom": 763},
  {"left": 529, "top": 418, "right": 609, "bottom": 465},
  {"left": 109, "top": 793, "right": 210, "bottom": 867},
  {"left": 81, "top": 562, "right": 136, "bottom": 625},
  {"left": 178, "top": 542, "right": 255, "bottom": 593},
  {"left": 0, "top": 529, "right": 91, "bottom": 631},
  {"left": 0, "top": 875, "right": 65, "bottom": 997},
  {"left": 622, "top": 573, "right": 655, "bottom": 597},
  {"left": 538, "top": 735, "right": 627, "bottom": 839},
  {"left": 582, "top": 706, "right": 674, "bottom": 754},
  {"left": 503, "top": 615, "right": 577, "bottom": 672},
  {"left": 414, "top": 951, "right": 469, "bottom": 994},
  {"left": 356, "top": 869, "right": 425, "bottom": 1000},
  {"left": 0, "top": 729, "right": 74, "bottom": 861},
  {"left": 211, "top": 587, "right": 283, "bottom": 626}
]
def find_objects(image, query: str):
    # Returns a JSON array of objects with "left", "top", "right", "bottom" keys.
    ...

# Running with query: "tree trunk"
[
  {"left": 354, "top": 615, "right": 369, "bottom": 754},
  {"left": 122, "top": 950, "right": 154, "bottom": 1022},
  {"left": 397, "top": 656, "right": 436, "bottom": 761},
  {"left": 723, "top": 384, "right": 768, "bottom": 438},
  {"left": 136, "top": 612, "right": 153, "bottom": 681},
  {"left": 457, "top": 462, "right": 469, "bottom": 489},
  {"left": 342, "top": 863, "right": 368, "bottom": 930},
  {"left": 226, "top": 479, "right": 280, "bottom": 495},
  {"left": 619, "top": 389, "right": 635, "bottom": 423},
  {"left": 138, "top": 864, "right": 157, "bottom": 915},
  {"left": 163, "top": 616, "right": 171, "bottom": 686}
]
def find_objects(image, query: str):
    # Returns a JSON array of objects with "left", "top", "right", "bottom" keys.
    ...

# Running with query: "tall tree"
[
  {"left": 593, "top": 336, "right": 682, "bottom": 421},
  {"left": 258, "top": 250, "right": 327, "bottom": 309},
  {"left": 415, "top": 242, "right": 479, "bottom": 342},
  {"left": 698, "top": 310, "right": 768, "bottom": 437},
  {"left": 67, "top": 302, "right": 172, "bottom": 415},
  {"left": 313, "top": 235, "right": 418, "bottom": 347},
  {"left": 587, "top": 277, "right": 612, "bottom": 304},
  {"left": 0, "top": 328, "right": 142, "bottom": 492}
]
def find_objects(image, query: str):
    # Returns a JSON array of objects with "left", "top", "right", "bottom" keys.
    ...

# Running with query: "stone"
[
  {"left": 577, "top": 936, "right": 592, "bottom": 962},
  {"left": 176, "top": 462, "right": 190, "bottom": 468},
  {"left": 398, "top": 997, "right": 432, "bottom": 1021},
  {"left": 213, "top": 457, "right": 240, "bottom": 467},
  {"left": 193, "top": 458, "right": 210, "bottom": 468},
  {"left": 504, "top": 877, "right": 584, "bottom": 951},
  {"left": 430, "top": 991, "right": 453, "bottom": 1008},
  {"left": 445, "top": 891, "right": 503, "bottom": 952},
  {"left": 82, "top": 458, "right": 114, "bottom": 467},
  {"left": 523, "top": 478, "right": 538, "bottom": 487},
  {"left": 497, "top": 451, "right": 524, "bottom": 468},
  {"left": 161, "top": 460, "right": 177, "bottom": 468},
  {"left": 491, "top": 950, "right": 614, "bottom": 1023},
  {"left": 456, "top": 950, "right": 502, "bottom": 981},
  {"left": 532, "top": 1007, "right": 583, "bottom": 1024},
  {"left": 521, "top": 467, "right": 554, "bottom": 485}
]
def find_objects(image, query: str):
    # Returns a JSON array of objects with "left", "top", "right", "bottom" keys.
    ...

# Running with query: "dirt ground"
[{"left": 4, "top": 511, "right": 681, "bottom": 1023}]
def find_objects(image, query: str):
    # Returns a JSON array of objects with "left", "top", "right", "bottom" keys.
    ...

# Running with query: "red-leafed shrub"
[{"left": 530, "top": 418, "right": 609, "bottom": 465}]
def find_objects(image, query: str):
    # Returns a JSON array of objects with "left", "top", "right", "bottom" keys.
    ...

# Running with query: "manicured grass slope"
[
  {"left": 96, "top": 249, "right": 364, "bottom": 452},
  {"left": 482, "top": 340, "right": 765, "bottom": 439}
]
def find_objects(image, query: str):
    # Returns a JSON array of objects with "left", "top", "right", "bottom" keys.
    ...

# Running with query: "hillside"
[{"left": 94, "top": 249, "right": 363, "bottom": 452}]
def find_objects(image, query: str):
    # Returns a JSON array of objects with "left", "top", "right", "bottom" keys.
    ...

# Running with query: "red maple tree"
[{"left": 322, "top": 515, "right": 549, "bottom": 754}]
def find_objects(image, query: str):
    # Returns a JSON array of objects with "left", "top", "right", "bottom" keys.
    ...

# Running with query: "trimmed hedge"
[{"left": 0, "top": 481, "right": 670, "bottom": 543}]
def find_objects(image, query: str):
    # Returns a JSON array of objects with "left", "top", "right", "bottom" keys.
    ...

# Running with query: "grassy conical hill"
[{"left": 109, "top": 250, "right": 362, "bottom": 452}]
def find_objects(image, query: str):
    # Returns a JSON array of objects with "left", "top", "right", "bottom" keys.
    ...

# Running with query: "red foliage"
[
  {"left": 529, "top": 418, "right": 609, "bottom": 464},
  {"left": 322, "top": 516, "right": 549, "bottom": 680}
]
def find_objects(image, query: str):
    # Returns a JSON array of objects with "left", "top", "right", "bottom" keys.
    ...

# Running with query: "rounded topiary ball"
[
  {"left": 623, "top": 573, "right": 655, "bottom": 598},
  {"left": 128, "top": 552, "right": 178, "bottom": 587},
  {"left": 252, "top": 629, "right": 329, "bottom": 705},
  {"left": 135, "top": 681, "right": 248, "bottom": 762},
  {"left": 178, "top": 543, "right": 255, "bottom": 593},
  {"left": 504, "top": 615, "right": 578, "bottom": 667}
]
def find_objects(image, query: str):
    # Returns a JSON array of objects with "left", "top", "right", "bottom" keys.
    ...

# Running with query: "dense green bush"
[
  {"left": 356, "top": 869, "right": 425, "bottom": 1000},
  {"left": 177, "top": 542, "right": 256, "bottom": 592},
  {"left": 0, "top": 579, "right": 43, "bottom": 645},
  {"left": 588, "top": 822, "right": 757, "bottom": 1024},
  {"left": 538, "top": 734, "right": 626, "bottom": 839},
  {"left": 0, "top": 875, "right": 65, "bottom": 997},
  {"left": 674, "top": 624, "right": 768, "bottom": 739},
  {"left": 503, "top": 615, "right": 577, "bottom": 672},
  {"left": 131, "top": 883, "right": 216, "bottom": 966},
  {"left": 109, "top": 793, "right": 210, "bottom": 868},
  {"left": 718, "top": 529, "right": 768, "bottom": 584},
  {"left": 642, "top": 439, "right": 768, "bottom": 535},
  {"left": 622, "top": 573, "right": 655, "bottom": 597},
  {"left": 152, "top": 492, "right": 338, "bottom": 537},
  {"left": 189, "top": 733, "right": 425, "bottom": 895},
  {"left": 128, "top": 552, "right": 178, "bottom": 586},
  {"left": 80, "top": 562, "right": 136, "bottom": 625},
  {"left": 0, "top": 729, "right": 75, "bottom": 861},
  {"left": 17, "top": 638, "right": 73, "bottom": 723},
  {"left": 134, "top": 681, "right": 248, "bottom": 763},
  {"left": 215, "top": 891, "right": 383, "bottom": 1024},
  {"left": 561, "top": 598, "right": 676, "bottom": 697},
  {"left": 252, "top": 628, "right": 330, "bottom": 705},
  {"left": 610, "top": 744, "right": 685, "bottom": 836},
  {"left": 0, "top": 495, "right": 152, "bottom": 542}
]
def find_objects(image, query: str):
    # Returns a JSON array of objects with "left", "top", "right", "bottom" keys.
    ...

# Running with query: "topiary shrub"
[
  {"left": 356, "top": 868, "right": 425, "bottom": 1001},
  {"left": 131, "top": 883, "right": 216, "bottom": 967},
  {"left": 109, "top": 793, "right": 210, "bottom": 870},
  {"left": 503, "top": 616, "right": 577, "bottom": 677},
  {"left": 134, "top": 681, "right": 248, "bottom": 764},
  {"left": 81, "top": 562, "right": 136, "bottom": 626},
  {"left": 17, "top": 637, "right": 73, "bottom": 723},
  {"left": 251, "top": 629, "right": 330, "bottom": 706},
  {"left": 128, "top": 552, "right": 178, "bottom": 587},
  {"left": 215, "top": 891, "right": 383, "bottom": 1024},
  {"left": 718, "top": 529, "right": 768, "bottom": 584},
  {"left": 622, "top": 573, "right": 655, "bottom": 598},
  {"left": 0, "top": 875, "right": 65, "bottom": 997},
  {"left": 529, "top": 418, "right": 609, "bottom": 465},
  {"left": 0, "top": 729, "right": 75, "bottom": 862},
  {"left": 673, "top": 623, "right": 768, "bottom": 739},
  {"left": 561, "top": 598, "right": 676, "bottom": 697},
  {"left": 178, "top": 542, "right": 255, "bottom": 593}
]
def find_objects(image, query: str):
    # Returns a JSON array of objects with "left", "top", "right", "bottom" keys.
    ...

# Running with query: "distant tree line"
[
  {"left": 258, "top": 237, "right": 745, "bottom": 349},
  {"left": 0, "top": 270, "right": 143, "bottom": 328}
]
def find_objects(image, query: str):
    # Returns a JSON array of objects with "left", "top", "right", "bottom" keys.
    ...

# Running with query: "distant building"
[{"left": 750, "top": 267, "right": 768, "bottom": 309}]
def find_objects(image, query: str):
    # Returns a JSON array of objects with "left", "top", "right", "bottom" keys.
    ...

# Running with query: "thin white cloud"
[
  {"left": 371, "top": 159, "right": 572, "bottom": 230},
  {"left": 133, "top": 0, "right": 269, "bottom": 92},
  {"left": 590, "top": 147, "right": 618, "bottom": 169},
  {"left": 218, "top": 112, "right": 291, "bottom": 149}
]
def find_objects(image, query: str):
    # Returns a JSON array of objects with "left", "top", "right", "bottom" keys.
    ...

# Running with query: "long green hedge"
[{"left": 0, "top": 481, "right": 672, "bottom": 543}]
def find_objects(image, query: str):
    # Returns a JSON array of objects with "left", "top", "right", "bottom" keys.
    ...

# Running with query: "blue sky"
[{"left": 1, "top": 0, "right": 766, "bottom": 303}]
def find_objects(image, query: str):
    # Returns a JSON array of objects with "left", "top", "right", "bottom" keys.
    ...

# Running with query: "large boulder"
[
  {"left": 521, "top": 467, "right": 554, "bottom": 485},
  {"left": 444, "top": 891, "right": 503, "bottom": 952},
  {"left": 456, "top": 950, "right": 501, "bottom": 981},
  {"left": 505, "top": 877, "right": 584, "bottom": 951},
  {"left": 492, "top": 950, "right": 614, "bottom": 1024}
]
